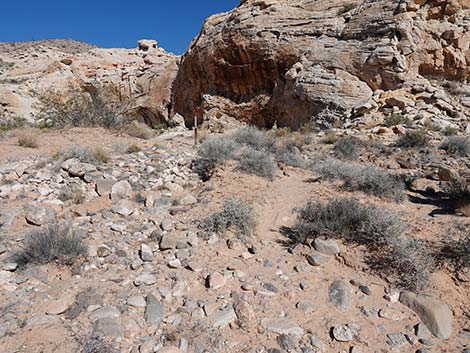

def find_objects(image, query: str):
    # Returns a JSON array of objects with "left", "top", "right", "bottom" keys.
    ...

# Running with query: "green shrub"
[
  {"left": 440, "top": 136, "right": 470, "bottom": 157},
  {"left": 315, "top": 159, "right": 405, "bottom": 201},
  {"left": 15, "top": 224, "right": 87, "bottom": 266},
  {"left": 202, "top": 198, "right": 256, "bottom": 238},
  {"left": 396, "top": 129, "right": 429, "bottom": 148},
  {"left": 236, "top": 147, "right": 276, "bottom": 179}
]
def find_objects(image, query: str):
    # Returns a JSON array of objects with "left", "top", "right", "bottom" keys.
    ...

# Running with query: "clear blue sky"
[{"left": 0, "top": 0, "right": 240, "bottom": 54}]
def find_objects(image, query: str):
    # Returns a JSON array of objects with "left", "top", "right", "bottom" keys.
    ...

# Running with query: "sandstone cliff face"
[
  {"left": 172, "top": 0, "right": 470, "bottom": 128},
  {"left": 0, "top": 39, "right": 179, "bottom": 126}
]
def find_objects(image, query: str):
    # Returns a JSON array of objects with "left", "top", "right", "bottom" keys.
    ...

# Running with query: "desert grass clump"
[
  {"left": 396, "top": 129, "right": 429, "bottom": 148},
  {"left": 17, "top": 129, "right": 39, "bottom": 148},
  {"left": 315, "top": 159, "right": 405, "bottom": 201},
  {"left": 15, "top": 224, "right": 87, "bottom": 266},
  {"left": 202, "top": 198, "right": 256, "bottom": 238},
  {"left": 333, "top": 136, "right": 359, "bottom": 160},
  {"left": 126, "top": 143, "right": 142, "bottom": 154},
  {"left": 91, "top": 145, "right": 109, "bottom": 164},
  {"left": 236, "top": 147, "right": 276, "bottom": 179},
  {"left": 127, "top": 121, "right": 154, "bottom": 140},
  {"left": 192, "top": 137, "right": 239, "bottom": 181},
  {"left": 440, "top": 136, "right": 470, "bottom": 157}
]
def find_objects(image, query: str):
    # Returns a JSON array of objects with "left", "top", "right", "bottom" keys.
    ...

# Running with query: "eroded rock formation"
[
  {"left": 172, "top": 0, "right": 470, "bottom": 128},
  {"left": 0, "top": 39, "right": 179, "bottom": 127}
]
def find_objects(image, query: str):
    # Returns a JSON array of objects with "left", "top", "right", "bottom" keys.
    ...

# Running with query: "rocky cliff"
[
  {"left": 172, "top": 0, "right": 470, "bottom": 128},
  {"left": 0, "top": 39, "right": 179, "bottom": 127}
]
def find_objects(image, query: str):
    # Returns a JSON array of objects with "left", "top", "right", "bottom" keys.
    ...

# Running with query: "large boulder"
[
  {"left": 399, "top": 291, "right": 453, "bottom": 340},
  {"left": 172, "top": 0, "right": 470, "bottom": 128}
]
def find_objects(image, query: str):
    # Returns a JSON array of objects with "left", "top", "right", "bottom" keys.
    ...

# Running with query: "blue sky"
[{"left": 0, "top": 0, "right": 240, "bottom": 54}]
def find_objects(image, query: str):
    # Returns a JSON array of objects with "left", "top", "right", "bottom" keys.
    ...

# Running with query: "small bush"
[
  {"left": 15, "top": 224, "right": 87, "bottom": 266},
  {"left": 333, "top": 136, "right": 359, "bottom": 160},
  {"left": 275, "top": 145, "right": 305, "bottom": 168},
  {"left": 315, "top": 159, "right": 405, "bottom": 201},
  {"left": 232, "top": 126, "right": 276, "bottom": 152},
  {"left": 127, "top": 121, "right": 154, "bottom": 140},
  {"left": 337, "top": 3, "right": 357, "bottom": 15},
  {"left": 442, "top": 177, "right": 470, "bottom": 201},
  {"left": 384, "top": 113, "right": 411, "bottom": 127},
  {"left": 293, "top": 198, "right": 404, "bottom": 246},
  {"left": 440, "top": 136, "right": 470, "bottom": 157},
  {"left": 292, "top": 197, "right": 432, "bottom": 291},
  {"left": 396, "top": 129, "right": 429, "bottom": 148},
  {"left": 126, "top": 143, "right": 142, "bottom": 154},
  {"left": 17, "top": 129, "right": 39, "bottom": 148},
  {"left": 202, "top": 198, "right": 256, "bottom": 238},
  {"left": 192, "top": 137, "right": 239, "bottom": 181},
  {"left": 81, "top": 336, "right": 117, "bottom": 353},
  {"left": 0, "top": 116, "right": 26, "bottom": 134},
  {"left": 236, "top": 147, "right": 276, "bottom": 179}
]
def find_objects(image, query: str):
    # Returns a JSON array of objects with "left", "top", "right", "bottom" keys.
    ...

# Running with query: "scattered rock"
[
  {"left": 261, "top": 318, "right": 303, "bottom": 336},
  {"left": 25, "top": 205, "right": 56, "bottom": 226},
  {"left": 328, "top": 280, "right": 351, "bottom": 312},
  {"left": 332, "top": 325, "right": 354, "bottom": 342},
  {"left": 313, "top": 238, "right": 340, "bottom": 255},
  {"left": 207, "top": 272, "right": 226, "bottom": 290},
  {"left": 111, "top": 180, "right": 132, "bottom": 201},
  {"left": 145, "top": 294, "right": 163, "bottom": 325},
  {"left": 140, "top": 243, "right": 153, "bottom": 262}
]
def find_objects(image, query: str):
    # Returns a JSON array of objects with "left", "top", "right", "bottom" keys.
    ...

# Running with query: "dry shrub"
[
  {"left": 315, "top": 159, "right": 405, "bottom": 201},
  {"left": 91, "top": 145, "right": 109, "bottom": 164},
  {"left": 396, "top": 129, "right": 429, "bottom": 148},
  {"left": 292, "top": 197, "right": 434, "bottom": 291},
  {"left": 17, "top": 128, "right": 39, "bottom": 148},
  {"left": 35, "top": 82, "right": 131, "bottom": 129},
  {"left": 126, "top": 143, "right": 142, "bottom": 154},
  {"left": 236, "top": 147, "right": 276, "bottom": 179},
  {"left": 441, "top": 136, "right": 470, "bottom": 157},
  {"left": 202, "top": 198, "right": 256, "bottom": 238},
  {"left": 127, "top": 121, "right": 154, "bottom": 140}
]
